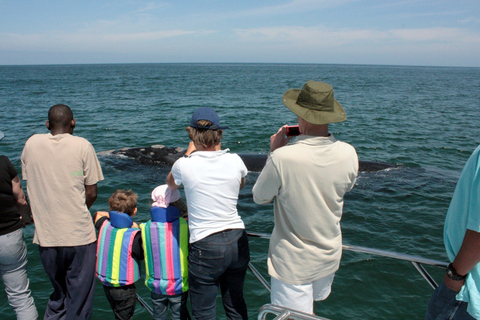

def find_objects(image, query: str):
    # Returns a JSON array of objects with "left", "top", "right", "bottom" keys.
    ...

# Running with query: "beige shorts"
[{"left": 270, "top": 273, "right": 335, "bottom": 314}]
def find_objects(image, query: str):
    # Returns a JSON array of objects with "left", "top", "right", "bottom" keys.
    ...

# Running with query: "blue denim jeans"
[
  {"left": 103, "top": 284, "right": 137, "bottom": 320},
  {"left": 0, "top": 228, "right": 38, "bottom": 320},
  {"left": 151, "top": 291, "right": 188, "bottom": 320},
  {"left": 188, "top": 229, "right": 250, "bottom": 320},
  {"left": 425, "top": 281, "right": 475, "bottom": 320}
]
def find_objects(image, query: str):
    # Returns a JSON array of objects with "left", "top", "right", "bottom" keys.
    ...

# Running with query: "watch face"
[{"left": 447, "top": 264, "right": 465, "bottom": 280}]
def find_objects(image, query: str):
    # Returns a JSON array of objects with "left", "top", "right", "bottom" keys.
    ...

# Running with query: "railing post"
[
  {"left": 248, "top": 262, "right": 271, "bottom": 292},
  {"left": 136, "top": 293, "right": 153, "bottom": 315},
  {"left": 274, "top": 310, "right": 291, "bottom": 320},
  {"left": 412, "top": 261, "right": 440, "bottom": 289}
]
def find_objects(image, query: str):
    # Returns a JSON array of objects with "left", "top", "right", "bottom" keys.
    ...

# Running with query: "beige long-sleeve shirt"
[{"left": 252, "top": 134, "right": 358, "bottom": 285}]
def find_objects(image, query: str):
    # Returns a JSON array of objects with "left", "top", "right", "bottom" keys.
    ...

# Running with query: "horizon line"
[{"left": 1, "top": 61, "right": 479, "bottom": 69}]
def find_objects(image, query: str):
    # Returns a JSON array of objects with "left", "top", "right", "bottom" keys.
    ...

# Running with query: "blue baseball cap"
[{"left": 190, "top": 107, "right": 228, "bottom": 130}]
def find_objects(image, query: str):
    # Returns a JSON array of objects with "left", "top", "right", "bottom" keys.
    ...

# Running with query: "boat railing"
[
  {"left": 247, "top": 231, "right": 448, "bottom": 320},
  {"left": 247, "top": 231, "right": 448, "bottom": 290},
  {"left": 136, "top": 294, "right": 153, "bottom": 315},
  {"left": 136, "top": 231, "right": 448, "bottom": 319}
]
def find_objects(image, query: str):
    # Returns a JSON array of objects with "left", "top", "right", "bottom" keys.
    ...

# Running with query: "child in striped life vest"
[
  {"left": 94, "top": 189, "right": 144, "bottom": 320},
  {"left": 140, "top": 185, "right": 189, "bottom": 320}
]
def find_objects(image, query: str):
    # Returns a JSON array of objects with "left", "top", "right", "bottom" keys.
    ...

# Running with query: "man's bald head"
[{"left": 47, "top": 104, "right": 75, "bottom": 134}]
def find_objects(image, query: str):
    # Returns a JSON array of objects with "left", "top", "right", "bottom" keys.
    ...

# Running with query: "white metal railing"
[
  {"left": 247, "top": 231, "right": 448, "bottom": 319},
  {"left": 247, "top": 231, "right": 448, "bottom": 290},
  {"left": 136, "top": 231, "right": 448, "bottom": 319}
]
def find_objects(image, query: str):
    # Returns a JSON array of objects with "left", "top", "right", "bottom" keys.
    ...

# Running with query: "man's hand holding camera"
[{"left": 270, "top": 125, "right": 293, "bottom": 152}]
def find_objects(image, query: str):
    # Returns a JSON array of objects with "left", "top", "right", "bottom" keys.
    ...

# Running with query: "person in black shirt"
[{"left": 0, "top": 131, "right": 38, "bottom": 319}]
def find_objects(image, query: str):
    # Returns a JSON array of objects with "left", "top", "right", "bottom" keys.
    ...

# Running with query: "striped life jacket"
[
  {"left": 140, "top": 206, "right": 189, "bottom": 295},
  {"left": 96, "top": 212, "right": 141, "bottom": 287}
]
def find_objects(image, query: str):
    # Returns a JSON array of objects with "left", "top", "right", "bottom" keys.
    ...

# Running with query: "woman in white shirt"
[{"left": 167, "top": 107, "right": 250, "bottom": 320}]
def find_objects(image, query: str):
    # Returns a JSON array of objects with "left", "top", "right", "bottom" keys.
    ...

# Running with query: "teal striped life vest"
[
  {"left": 96, "top": 212, "right": 141, "bottom": 287},
  {"left": 140, "top": 206, "right": 189, "bottom": 295}
]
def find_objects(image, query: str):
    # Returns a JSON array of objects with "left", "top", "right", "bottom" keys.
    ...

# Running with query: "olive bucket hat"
[{"left": 282, "top": 80, "right": 346, "bottom": 125}]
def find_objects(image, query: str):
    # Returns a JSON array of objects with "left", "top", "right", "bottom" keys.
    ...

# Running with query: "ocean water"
[{"left": 1, "top": 63, "right": 480, "bottom": 319}]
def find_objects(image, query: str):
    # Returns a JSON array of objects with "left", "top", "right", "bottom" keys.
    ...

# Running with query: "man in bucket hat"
[{"left": 252, "top": 81, "right": 359, "bottom": 315}]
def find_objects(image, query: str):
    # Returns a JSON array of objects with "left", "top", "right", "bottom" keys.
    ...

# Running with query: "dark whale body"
[{"left": 98, "top": 145, "right": 398, "bottom": 173}]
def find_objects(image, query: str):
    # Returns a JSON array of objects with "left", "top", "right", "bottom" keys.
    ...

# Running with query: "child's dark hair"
[{"left": 107, "top": 189, "right": 138, "bottom": 216}]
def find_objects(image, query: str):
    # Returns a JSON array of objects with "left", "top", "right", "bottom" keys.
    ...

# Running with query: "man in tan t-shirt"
[{"left": 21, "top": 104, "right": 104, "bottom": 320}]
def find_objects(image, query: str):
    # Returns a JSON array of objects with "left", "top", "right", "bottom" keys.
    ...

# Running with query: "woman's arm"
[
  {"left": 167, "top": 171, "right": 180, "bottom": 190},
  {"left": 12, "top": 175, "right": 27, "bottom": 206},
  {"left": 12, "top": 175, "right": 33, "bottom": 225},
  {"left": 240, "top": 177, "right": 245, "bottom": 190}
]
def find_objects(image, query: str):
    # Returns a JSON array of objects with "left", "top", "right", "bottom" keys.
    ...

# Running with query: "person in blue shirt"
[{"left": 425, "top": 145, "right": 480, "bottom": 320}]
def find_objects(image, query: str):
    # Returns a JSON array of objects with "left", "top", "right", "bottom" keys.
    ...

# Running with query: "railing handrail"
[
  {"left": 137, "top": 231, "right": 449, "bottom": 318},
  {"left": 247, "top": 231, "right": 448, "bottom": 319},
  {"left": 342, "top": 244, "right": 448, "bottom": 268},
  {"left": 247, "top": 231, "right": 448, "bottom": 268}
]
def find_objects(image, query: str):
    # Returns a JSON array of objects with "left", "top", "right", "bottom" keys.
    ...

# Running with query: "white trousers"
[{"left": 271, "top": 273, "right": 335, "bottom": 314}]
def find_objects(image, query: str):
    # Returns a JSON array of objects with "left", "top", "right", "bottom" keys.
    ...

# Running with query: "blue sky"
[{"left": 1, "top": 0, "right": 479, "bottom": 66}]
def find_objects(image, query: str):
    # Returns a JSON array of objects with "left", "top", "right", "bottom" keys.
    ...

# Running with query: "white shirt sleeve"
[{"left": 171, "top": 158, "right": 183, "bottom": 186}]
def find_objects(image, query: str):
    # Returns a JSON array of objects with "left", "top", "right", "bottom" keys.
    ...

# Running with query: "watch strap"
[{"left": 447, "top": 263, "right": 467, "bottom": 281}]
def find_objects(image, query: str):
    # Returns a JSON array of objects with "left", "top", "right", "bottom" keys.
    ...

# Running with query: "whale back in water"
[
  {"left": 97, "top": 145, "right": 184, "bottom": 166},
  {"left": 97, "top": 145, "right": 398, "bottom": 173}
]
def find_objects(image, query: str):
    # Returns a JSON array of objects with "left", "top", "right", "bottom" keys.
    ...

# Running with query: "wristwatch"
[{"left": 446, "top": 263, "right": 467, "bottom": 281}]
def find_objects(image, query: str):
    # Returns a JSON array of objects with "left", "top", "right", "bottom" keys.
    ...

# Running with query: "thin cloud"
[
  {"left": 0, "top": 29, "right": 200, "bottom": 52},
  {"left": 459, "top": 16, "right": 480, "bottom": 24},
  {"left": 235, "top": 25, "right": 480, "bottom": 45},
  {"left": 192, "top": 0, "right": 356, "bottom": 22},
  {"left": 133, "top": 1, "right": 170, "bottom": 14},
  {"left": 390, "top": 27, "right": 480, "bottom": 43},
  {"left": 241, "top": 0, "right": 355, "bottom": 16}
]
